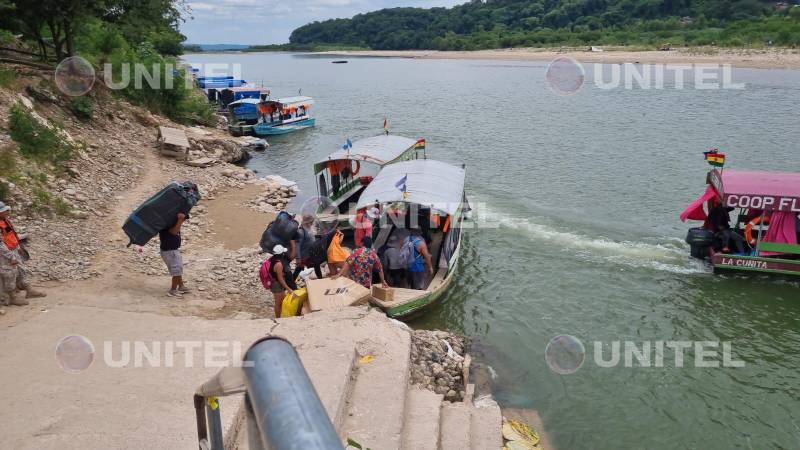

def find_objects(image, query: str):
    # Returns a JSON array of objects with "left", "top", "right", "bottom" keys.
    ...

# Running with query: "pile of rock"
[
  {"left": 249, "top": 182, "right": 298, "bottom": 213},
  {"left": 186, "top": 136, "right": 250, "bottom": 164},
  {"left": 409, "top": 330, "right": 470, "bottom": 401}
]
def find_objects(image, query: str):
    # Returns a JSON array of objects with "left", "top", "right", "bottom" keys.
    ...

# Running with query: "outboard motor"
[{"left": 686, "top": 227, "right": 715, "bottom": 259}]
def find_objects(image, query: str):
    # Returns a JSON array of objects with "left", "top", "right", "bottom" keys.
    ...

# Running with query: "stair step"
[
  {"left": 470, "top": 396, "right": 503, "bottom": 450},
  {"left": 341, "top": 330, "right": 412, "bottom": 450},
  {"left": 297, "top": 345, "right": 357, "bottom": 432},
  {"left": 439, "top": 402, "right": 471, "bottom": 450},
  {"left": 402, "top": 387, "right": 444, "bottom": 450}
]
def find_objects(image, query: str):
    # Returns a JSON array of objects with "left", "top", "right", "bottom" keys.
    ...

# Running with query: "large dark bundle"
[
  {"left": 259, "top": 211, "right": 299, "bottom": 252},
  {"left": 123, "top": 181, "right": 201, "bottom": 247}
]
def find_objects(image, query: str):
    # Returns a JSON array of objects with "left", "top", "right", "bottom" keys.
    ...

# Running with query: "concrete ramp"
[{"left": 0, "top": 305, "right": 273, "bottom": 450}]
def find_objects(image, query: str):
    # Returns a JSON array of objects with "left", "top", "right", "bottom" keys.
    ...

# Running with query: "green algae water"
[{"left": 184, "top": 53, "right": 800, "bottom": 449}]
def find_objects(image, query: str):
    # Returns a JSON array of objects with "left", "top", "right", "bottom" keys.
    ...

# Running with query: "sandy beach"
[{"left": 319, "top": 47, "right": 800, "bottom": 70}]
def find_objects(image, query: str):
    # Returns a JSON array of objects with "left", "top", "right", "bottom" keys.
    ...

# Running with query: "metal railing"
[{"left": 194, "top": 337, "right": 344, "bottom": 450}]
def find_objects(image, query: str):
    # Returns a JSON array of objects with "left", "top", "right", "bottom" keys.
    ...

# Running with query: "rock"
[
  {"left": 63, "top": 188, "right": 77, "bottom": 196},
  {"left": 227, "top": 287, "right": 240, "bottom": 294}
]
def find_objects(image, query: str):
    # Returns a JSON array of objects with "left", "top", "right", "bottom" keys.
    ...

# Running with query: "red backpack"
[{"left": 259, "top": 259, "right": 272, "bottom": 289}]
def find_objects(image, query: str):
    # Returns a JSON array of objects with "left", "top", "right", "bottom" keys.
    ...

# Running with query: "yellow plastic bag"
[
  {"left": 281, "top": 288, "right": 308, "bottom": 318},
  {"left": 327, "top": 230, "right": 350, "bottom": 263}
]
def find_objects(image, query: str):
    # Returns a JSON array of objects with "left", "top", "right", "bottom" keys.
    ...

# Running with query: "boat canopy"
[
  {"left": 710, "top": 169, "right": 800, "bottom": 212},
  {"left": 317, "top": 135, "right": 419, "bottom": 169},
  {"left": 228, "top": 98, "right": 261, "bottom": 107},
  {"left": 356, "top": 160, "right": 466, "bottom": 216},
  {"left": 271, "top": 96, "right": 314, "bottom": 107}
]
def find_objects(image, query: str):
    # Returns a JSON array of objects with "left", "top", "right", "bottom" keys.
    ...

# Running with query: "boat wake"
[{"left": 476, "top": 206, "right": 710, "bottom": 275}]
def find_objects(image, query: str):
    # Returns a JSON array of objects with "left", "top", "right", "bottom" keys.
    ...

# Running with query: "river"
[{"left": 183, "top": 52, "right": 800, "bottom": 449}]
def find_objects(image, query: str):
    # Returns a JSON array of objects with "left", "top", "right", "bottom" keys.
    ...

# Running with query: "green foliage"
[
  {"left": 67, "top": 96, "right": 94, "bottom": 120},
  {"left": 0, "top": 181, "right": 8, "bottom": 202},
  {"left": 0, "top": 145, "right": 17, "bottom": 174},
  {"left": 288, "top": 0, "right": 798, "bottom": 50},
  {"left": 0, "top": 66, "right": 15, "bottom": 88},
  {"left": 8, "top": 104, "right": 74, "bottom": 164},
  {"left": 108, "top": 42, "right": 214, "bottom": 125}
]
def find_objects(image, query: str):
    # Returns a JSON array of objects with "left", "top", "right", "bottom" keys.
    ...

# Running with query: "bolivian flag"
[
  {"left": 704, "top": 151, "right": 726, "bottom": 167},
  {"left": 413, "top": 138, "right": 426, "bottom": 150}
]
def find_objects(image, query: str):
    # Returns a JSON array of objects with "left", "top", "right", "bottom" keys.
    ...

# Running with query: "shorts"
[
  {"left": 160, "top": 250, "right": 183, "bottom": 277},
  {"left": 270, "top": 282, "right": 286, "bottom": 294},
  {"left": 388, "top": 268, "right": 406, "bottom": 287}
]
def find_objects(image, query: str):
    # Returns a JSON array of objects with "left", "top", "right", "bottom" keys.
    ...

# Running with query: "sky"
[{"left": 181, "top": 0, "right": 465, "bottom": 45}]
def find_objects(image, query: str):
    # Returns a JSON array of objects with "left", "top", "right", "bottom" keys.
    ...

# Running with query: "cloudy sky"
[{"left": 181, "top": 0, "right": 464, "bottom": 45}]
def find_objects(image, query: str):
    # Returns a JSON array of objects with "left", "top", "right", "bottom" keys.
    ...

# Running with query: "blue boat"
[
  {"left": 197, "top": 76, "right": 247, "bottom": 89},
  {"left": 228, "top": 98, "right": 261, "bottom": 122},
  {"left": 252, "top": 96, "right": 315, "bottom": 136}
]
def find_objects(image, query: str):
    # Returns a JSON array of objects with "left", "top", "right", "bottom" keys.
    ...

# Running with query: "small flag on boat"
[
  {"left": 395, "top": 174, "right": 409, "bottom": 200},
  {"left": 342, "top": 138, "right": 353, "bottom": 151},
  {"left": 413, "top": 138, "right": 426, "bottom": 150},
  {"left": 704, "top": 149, "right": 726, "bottom": 167},
  {"left": 383, "top": 117, "right": 389, "bottom": 135}
]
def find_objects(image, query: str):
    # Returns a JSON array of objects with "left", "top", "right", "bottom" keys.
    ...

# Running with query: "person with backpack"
[
  {"left": 0, "top": 202, "right": 46, "bottom": 306},
  {"left": 292, "top": 215, "right": 323, "bottom": 280},
  {"left": 383, "top": 233, "right": 407, "bottom": 288},
  {"left": 406, "top": 228, "right": 433, "bottom": 290},
  {"left": 260, "top": 244, "right": 297, "bottom": 318}
]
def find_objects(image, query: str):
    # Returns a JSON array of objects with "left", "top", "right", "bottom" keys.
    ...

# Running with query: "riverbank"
[{"left": 317, "top": 47, "right": 800, "bottom": 69}]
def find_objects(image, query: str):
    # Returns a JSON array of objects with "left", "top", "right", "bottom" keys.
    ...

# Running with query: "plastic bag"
[
  {"left": 280, "top": 288, "right": 307, "bottom": 318},
  {"left": 327, "top": 230, "right": 350, "bottom": 263}
]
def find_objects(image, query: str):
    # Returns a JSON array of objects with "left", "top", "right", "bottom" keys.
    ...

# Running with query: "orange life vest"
[{"left": 0, "top": 219, "right": 19, "bottom": 250}]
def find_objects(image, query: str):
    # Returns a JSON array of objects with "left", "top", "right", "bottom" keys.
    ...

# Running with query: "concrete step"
[
  {"left": 439, "top": 402, "right": 472, "bottom": 450},
  {"left": 297, "top": 345, "right": 357, "bottom": 432},
  {"left": 470, "top": 396, "right": 503, "bottom": 450},
  {"left": 341, "top": 333, "right": 412, "bottom": 450},
  {"left": 402, "top": 386, "right": 444, "bottom": 450}
]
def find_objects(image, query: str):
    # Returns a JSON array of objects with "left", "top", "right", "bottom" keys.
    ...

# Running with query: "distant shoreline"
[{"left": 314, "top": 47, "right": 800, "bottom": 70}]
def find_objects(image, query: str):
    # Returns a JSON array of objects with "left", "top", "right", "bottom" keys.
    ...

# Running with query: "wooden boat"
[
  {"left": 253, "top": 97, "right": 315, "bottom": 136},
  {"left": 681, "top": 168, "right": 800, "bottom": 277},
  {"left": 313, "top": 134, "right": 426, "bottom": 222},
  {"left": 355, "top": 159, "right": 468, "bottom": 319}
]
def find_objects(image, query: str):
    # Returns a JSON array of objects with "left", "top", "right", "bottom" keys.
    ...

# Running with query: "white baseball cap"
[
  {"left": 272, "top": 244, "right": 289, "bottom": 255},
  {"left": 0, "top": 202, "right": 10, "bottom": 213}
]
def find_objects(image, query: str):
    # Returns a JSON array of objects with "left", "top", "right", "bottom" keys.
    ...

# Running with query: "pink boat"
[{"left": 681, "top": 168, "right": 800, "bottom": 277}]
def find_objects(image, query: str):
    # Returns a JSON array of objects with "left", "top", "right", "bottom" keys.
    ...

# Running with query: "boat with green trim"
[
  {"left": 681, "top": 167, "right": 800, "bottom": 278},
  {"left": 313, "top": 134, "right": 426, "bottom": 223},
  {"left": 355, "top": 159, "right": 468, "bottom": 319}
]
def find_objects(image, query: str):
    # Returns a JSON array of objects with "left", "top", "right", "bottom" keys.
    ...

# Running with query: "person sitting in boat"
[{"left": 707, "top": 200, "right": 746, "bottom": 254}]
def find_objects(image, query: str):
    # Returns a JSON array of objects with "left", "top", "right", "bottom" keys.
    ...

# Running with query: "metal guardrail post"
[{"left": 243, "top": 337, "right": 344, "bottom": 450}]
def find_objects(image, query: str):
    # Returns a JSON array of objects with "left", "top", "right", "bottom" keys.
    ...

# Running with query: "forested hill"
[{"left": 288, "top": 0, "right": 800, "bottom": 50}]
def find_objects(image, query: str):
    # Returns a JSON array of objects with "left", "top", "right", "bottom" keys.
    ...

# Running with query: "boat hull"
[
  {"left": 712, "top": 253, "right": 800, "bottom": 277},
  {"left": 254, "top": 118, "right": 315, "bottom": 136}
]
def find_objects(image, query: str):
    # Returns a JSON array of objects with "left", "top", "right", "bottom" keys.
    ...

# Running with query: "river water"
[{"left": 183, "top": 52, "right": 800, "bottom": 449}]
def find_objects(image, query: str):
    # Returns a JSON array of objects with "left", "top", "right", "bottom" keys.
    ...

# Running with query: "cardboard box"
[
  {"left": 306, "top": 277, "right": 371, "bottom": 312},
  {"left": 371, "top": 284, "right": 395, "bottom": 302}
]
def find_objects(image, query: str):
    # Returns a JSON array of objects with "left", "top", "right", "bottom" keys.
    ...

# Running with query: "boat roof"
[
  {"left": 228, "top": 98, "right": 261, "bottom": 106},
  {"left": 268, "top": 96, "right": 313, "bottom": 106},
  {"left": 222, "top": 86, "right": 270, "bottom": 93},
  {"left": 718, "top": 169, "right": 800, "bottom": 198},
  {"left": 357, "top": 160, "right": 466, "bottom": 216},
  {"left": 319, "top": 135, "right": 419, "bottom": 166}
]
